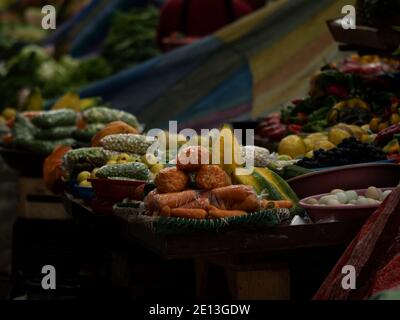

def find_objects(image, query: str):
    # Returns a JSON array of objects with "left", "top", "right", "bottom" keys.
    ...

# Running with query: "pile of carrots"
[
  {"left": 146, "top": 185, "right": 293, "bottom": 219},
  {"left": 145, "top": 146, "right": 293, "bottom": 219}
]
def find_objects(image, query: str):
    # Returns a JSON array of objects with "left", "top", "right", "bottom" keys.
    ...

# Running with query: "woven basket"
[{"left": 114, "top": 203, "right": 291, "bottom": 235}]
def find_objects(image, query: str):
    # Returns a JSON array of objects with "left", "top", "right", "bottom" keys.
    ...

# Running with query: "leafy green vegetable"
[
  {"left": 102, "top": 6, "right": 159, "bottom": 72},
  {"left": 0, "top": 45, "right": 111, "bottom": 108},
  {"left": 302, "top": 120, "right": 329, "bottom": 133}
]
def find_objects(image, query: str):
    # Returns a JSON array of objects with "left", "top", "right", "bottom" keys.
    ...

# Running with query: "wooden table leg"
[{"left": 194, "top": 258, "right": 210, "bottom": 300}]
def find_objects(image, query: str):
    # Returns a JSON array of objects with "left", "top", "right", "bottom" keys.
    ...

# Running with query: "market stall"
[
  {"left": 62, "top": 191, "right": 363, "bottom": 300},
  {"left": 2, "top": 0, "right": 400, "bottom": 302}
]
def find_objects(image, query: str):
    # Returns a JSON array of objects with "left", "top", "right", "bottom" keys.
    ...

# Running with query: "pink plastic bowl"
[
  {"left": 299, "top": 188, "right": 393, "bottom": 223},
  {"left": 288, "top": 163, "right": 400, "bottom": 199}
]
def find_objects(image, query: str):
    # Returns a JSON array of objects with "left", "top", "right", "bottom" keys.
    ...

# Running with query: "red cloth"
[
  {"left": 314, "top": 186, "right": 400, "bottom": 300},
  {"left": 157, "top": 0, "right": 252, "bottom": 50}
]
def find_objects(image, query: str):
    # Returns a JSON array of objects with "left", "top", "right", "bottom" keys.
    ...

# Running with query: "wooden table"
[{"left": 62, "top": 193, "right": 362, "bottom": 300}]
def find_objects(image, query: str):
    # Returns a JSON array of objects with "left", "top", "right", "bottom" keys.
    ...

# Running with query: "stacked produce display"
[
  {"left": 0, "top": 5, "right": 160, "bottom": 111},
  {"left": 0, "top": 46, "right": 111, "bottom": 108},
  {"left": 2, "top": 103, "right": 140, "bottom": 154},
  {"left": 2, "top": 52, "right": 400, "bottom": 235},
  {"left": 48, "top": 120, "right": 301, "bottom": 233},
  {"left": 255, "top": 54, "right": 400, "bottom": 169}
]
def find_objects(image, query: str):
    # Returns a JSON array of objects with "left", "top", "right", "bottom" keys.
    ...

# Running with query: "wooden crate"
[{"left": 17, "top": 177, "right": 69, "bottom": 220}]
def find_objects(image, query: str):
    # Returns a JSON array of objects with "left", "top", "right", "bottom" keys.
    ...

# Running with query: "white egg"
[
  {"left": 319, "top": 195, "right": 338, "bottom": 204},
  {"left": 382, "top": 190, "right": 392, "bottom": 200},
  {"left": 349, "top": 200, "right": 357, "bottom": 205},
  {"left": 326, "top": 199, "right": 341, "bottom": 206},
  {"left": 306, "top": 198, "right": 319, "bottom": 205},
  {"left": 331, "top": 189, "right": 344, "bottom": 195},
  {"left": 335, "top": 192, "right": 348, "bottom": 204},
  {"left": 357, "top": 197, "right": 370, "bottom": 205},
  {"left": 345, "top": 190, "right": 358, "bottom": 202},
  {"left": 365, "top": 186, "right": 382, "bottom": 200},
  {"left": 367, "top": 198, "right": 379, "bottom": 205}
]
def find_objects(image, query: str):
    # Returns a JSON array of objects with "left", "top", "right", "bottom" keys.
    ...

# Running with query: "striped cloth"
[{"left": 50, "top": 0, "right": 354, "bottom": 129}]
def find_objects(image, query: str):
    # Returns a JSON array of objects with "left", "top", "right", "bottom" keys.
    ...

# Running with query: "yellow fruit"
[
  {"left": 334, "top": 123, "right": 353, "bottom": 135},
  {"left": 80, "top": 97, "right": 99, "bottom": 110},
  {"left": 361, "top": 134, "right": 373, "bottom": 143},
  {"left": 361, "top": 124, "right": 370, "bottom": 132},
  {"left": 150, "top": 163, "right": 164, "bottom": 174},
  {"left": 91, "top": 168, "right": 99, "bottom": 179},
  {"left": 158, "top": 132, "right": 187, "bottom": 149},
  {"left": 79, "top": 180, "right": 92, "bottom": 188},
  {"left": 346, "top": 99, "right": 369, "bottom": 110},
  {"left": 303, "top": 138, "right": 314, "bottom": 152},
  {"left": 2, "top": 107, "right": 16, "bottom": 120},
  {"left": 25, "top": 89, "right": 43, "bottom": 111},
  {"left": 307, "top": 133, "right": 328, "bottom": 142},
  {"left": 369, "top": 117, "right": 381, "bottom": 133},
  {"left": 142, "top": 153, "right": 158, "bottom": 166},
  {"left": 390, "top": 113, "right": 400, "bottom": 125},
  {"left": 347, "top": 125, "right": 364, "bottom": 140},
  {"left": 77, "top": 171, "right": 91, "bottom": 183},
  {"left": 107, "top": 160, "right": 117, "bottom": 165},
  {"left": 278, "top": 135, "right": 306, "bottom": 158},
  {"left": 0, "top": 116, "right": 6, "bottom": 124},
  {"left": 304, "top": 151, "right": 314, "bottom": 158},
  {"left": 314, "top": 141, "right": 335, "bottom": 151},
  {"left": 117, "top": 153, "right": 131, "bottom": 162},
  {"left": 190, "top": 135, "right": 211, "bottom": 148},
  {"left": 130, "top": 155, "right": 142, "bottom": 163},
  {"left": 277, "top": 155, "right": 292, "bottom": 161},
  {"left": 215, "top": 124, "right": 243, "bottom": 175},
  {"left": 52, "top": 92, "right": 81, "bottom": 111},
  {"left": 328, "top": 128, "right": 351, "bottom": 145},
  {"left": 314, "top": 140, "right": 335, "bottom": 151},
  {"left": 109, "top": 154, "right": 119, "bottom": 161},
  {"left": 378, "top": 122, "right": 389, "bottom": 132}
]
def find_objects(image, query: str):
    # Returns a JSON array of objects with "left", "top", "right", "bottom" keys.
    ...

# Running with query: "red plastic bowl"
[
  {"left": 300, "top": 188, "right": 393, "bottom": 223},
  {"left": 89, "top": 178, "right": 146, "bottom": 202}
]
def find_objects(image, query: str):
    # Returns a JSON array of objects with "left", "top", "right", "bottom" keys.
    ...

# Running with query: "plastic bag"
[
  {"left": 31, "top": 109, "right": 77, "bottom": 128},
  {"left": 145, "top": 185, "right": 292, "bottom": 219}
]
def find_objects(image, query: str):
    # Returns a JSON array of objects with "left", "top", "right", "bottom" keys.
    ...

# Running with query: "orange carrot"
[
  {"left": 154, "top": 190, "right": 197, "bottom": 209},
  {"left": 208, "top": 207, "right": 247, "bottom": 219},
  {"left": 159, "top": 206, "right": 171, "bottom": 217},
  {"left": 211, "top": 185, "right": 255, "bottom": 202},
  {"left": 145, "top": 190, "right": 158, "bottom": 211},
  {"left": 261, "top": 199, "right": 293, "bottom": 209},
  {"left": 231, "top": 194, "right": 259, "bottom": 212},
  {"left": 180, "top": 198, "right": 210, "bottom": 210}
]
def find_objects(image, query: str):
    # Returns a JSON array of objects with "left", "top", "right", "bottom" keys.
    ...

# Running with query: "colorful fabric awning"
[{"left": 51, "top": 0, "right": 354, "bottom": 129}]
